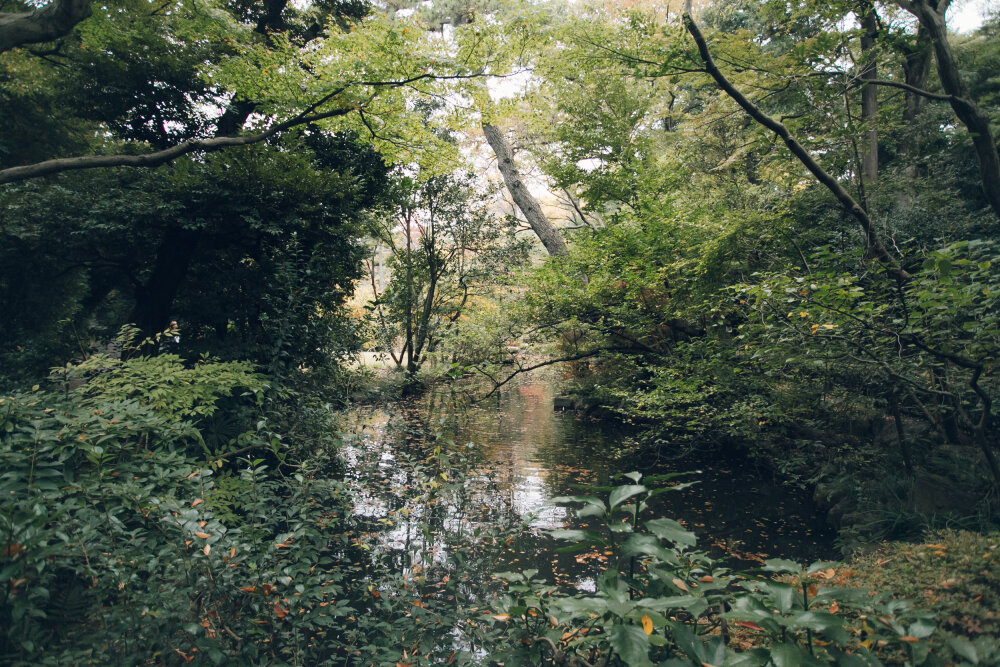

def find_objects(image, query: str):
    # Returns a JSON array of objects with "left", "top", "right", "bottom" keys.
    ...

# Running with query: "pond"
[{"left": 338, "top": 375, "right": 837, "bottom": 592}]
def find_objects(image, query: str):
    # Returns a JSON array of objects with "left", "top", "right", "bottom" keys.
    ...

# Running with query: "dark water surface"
[{"left": 339, "top": 376, "right": 836, "bottom": 589}]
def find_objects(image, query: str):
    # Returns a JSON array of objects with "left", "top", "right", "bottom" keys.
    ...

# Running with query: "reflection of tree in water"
[{"left": 341, "top": 374, "right": 837, "bottom": 616}]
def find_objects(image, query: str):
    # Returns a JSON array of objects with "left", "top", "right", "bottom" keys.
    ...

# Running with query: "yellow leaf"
[{"left": 641, "top": 614, "right": 653, "bottom": 635}]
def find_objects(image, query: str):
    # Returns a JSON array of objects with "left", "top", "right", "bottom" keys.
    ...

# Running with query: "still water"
[{"left": 339, "top": 376, "right": 836, "bottom": 589}]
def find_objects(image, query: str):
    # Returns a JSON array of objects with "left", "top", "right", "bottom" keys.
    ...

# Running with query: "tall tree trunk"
[
  {"left": 899, "top": 24, "right": 933, "bottom": 177},
  {"left": 901, "top": 25, "right": 932, "bottom": 126},
  {"left": 482, "top": 123, "right": 568, "bottom": 257},
  {"left": 129, "top": 228, "right": 200, "bottom": 346},
  {"left": 859, "top": 1, "right": 879, "bottom": 186},
  {"left": 898, "top": 0, "right": 1000, "bottom": 222}
]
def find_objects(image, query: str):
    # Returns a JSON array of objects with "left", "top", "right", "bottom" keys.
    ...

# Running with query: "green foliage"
[
  {"left": 366, "top": 172, "right": 530, "bottom": 375},
  {"left": 483, "top": 475, "right": 1000, "bottom": 666}
]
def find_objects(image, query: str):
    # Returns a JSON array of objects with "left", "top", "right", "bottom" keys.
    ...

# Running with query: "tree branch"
[
  {"left": 855, "top": 77, "right": 954, "bottom": 102},
  {"left": 0, "top": 0, "right": 92, "bottom": 54},
  {"left": 682, "top": 9, "right": 909, "bottom": 281},
  {"left": 0, "top": 70, "right": 486, "bottom": 185}
]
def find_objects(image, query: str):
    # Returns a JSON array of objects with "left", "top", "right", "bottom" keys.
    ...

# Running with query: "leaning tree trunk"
[
  {"left": 898, "top": 0, "right": 1000, "bottom": 223},
  {"left": 482, "top": 123, "right": 568, "bottom": 257}
]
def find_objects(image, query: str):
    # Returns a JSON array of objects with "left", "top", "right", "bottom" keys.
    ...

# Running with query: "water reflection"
[{"left": 340, "top": 375, "right": 836, "bottom": 588}]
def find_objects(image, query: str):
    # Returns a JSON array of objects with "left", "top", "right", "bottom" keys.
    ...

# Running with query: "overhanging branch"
[
  {"left": 0, "top": 0, "right": 92, "bottom": 54},
  {"left": 682, "top": 7, "right": 909, "bottom": 281}
]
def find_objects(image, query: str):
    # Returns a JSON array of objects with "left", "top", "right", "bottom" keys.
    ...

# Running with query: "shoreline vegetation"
[{"left": 3, "top": 0, "right": 999, "bottom": 662}]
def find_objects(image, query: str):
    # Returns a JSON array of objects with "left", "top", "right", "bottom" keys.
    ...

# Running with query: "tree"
[{"left": 367, "top": 173, "right": 529, "bottom": 375}]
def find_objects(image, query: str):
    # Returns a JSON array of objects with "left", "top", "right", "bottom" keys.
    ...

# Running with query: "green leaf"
[
  {"left": 946, "top": 634, "right": 979, "bottom": 664},
  {"left": 760, "top": 558, "right": 801, "bottom": 574},
  {"left": 608, "top": 624, "right": 652, "bottom": 667},
  {"left": 609, "top": 484, "right": 647, "bottom": 509},
  {"left": 769, "top": 642, "right": 807, "bottom": 667},
  {"left": 645, "top": 518, "right": 696, "bottom": 546}
]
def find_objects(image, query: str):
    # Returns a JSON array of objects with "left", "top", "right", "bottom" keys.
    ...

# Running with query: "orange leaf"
[
  {"left": 830, "top": 602, "right": 840, "bottom": 613},
  {"left": 699, "top": 575, "right": 714, "bottom": 583},
  {"left": 191, "top": 499, "right": 203, "bottom": 507},
  {"left": 641, "top": 614, "right": 653, "bottom": 635},
  {"left": 1, "top": 543, "right": 24, "bottom": 557},
  {"left": 240, "top": 586, "right": 256, "bottom": 592},
  {"left": 194, "top": 532, "right": 211, "bottom": 539},
  {"left": 672, "top": 578, "right": 689, "bottom": 592},
  {"left": 203, "top": 544, "right": 211, "bottom": 556},
  {"left": 900, "top": 636, "right": 920, "bottom": 643},
  {"left": 274, "top": 604, "right": 288, "bottom": 618},
  {"left": 492, "top": 614, "right": 510, "bottom": 622},
  {"left": 734, "top": 621, "right": 764, "bottom": 631}
]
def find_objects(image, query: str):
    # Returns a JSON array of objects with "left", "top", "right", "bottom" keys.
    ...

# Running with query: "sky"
[{"left": 950, "top": 0, "right": 997, "bottom": 32}]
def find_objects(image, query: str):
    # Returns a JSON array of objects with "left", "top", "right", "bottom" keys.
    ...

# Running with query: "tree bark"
[
  {"left": 859, "top": 0, "right": 879, "bottom": 185},
  {"left": 128, "top": 227, "right": 200, "bottom": 346},
  {"left": 897, "top": 0, "right": 1000, "bottom": 221},
  {"left": 0, "top": 0, "right": 91, "bottom": 54},
  {"left": 901, "top": 25, "right": 932, "bottom": 126},
  {"left": 482, "top": 123, "right": 568, "bottom": 257}
]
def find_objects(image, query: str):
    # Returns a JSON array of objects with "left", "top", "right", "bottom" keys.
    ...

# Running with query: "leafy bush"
[{"left": 482, "top": 475, "right": 1000, "bottom": 666}]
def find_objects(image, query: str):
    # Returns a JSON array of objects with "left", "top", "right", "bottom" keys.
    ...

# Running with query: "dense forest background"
[{"left": 1, "top": 0, "right": 999, "bottom": 664}]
